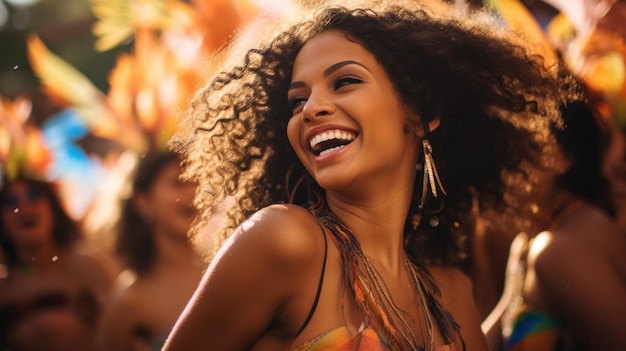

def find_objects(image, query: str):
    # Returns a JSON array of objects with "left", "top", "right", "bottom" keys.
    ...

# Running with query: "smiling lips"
[{"left": 309, "top": 129, "right": 357, "bottom": 156}]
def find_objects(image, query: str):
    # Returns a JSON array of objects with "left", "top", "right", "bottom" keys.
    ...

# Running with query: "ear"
[
  {"left": 428, "top": 118, "right": 441, "bottom": 133},
  {"left": 413, "top": 117, "right": 441, "bottom": 138}
]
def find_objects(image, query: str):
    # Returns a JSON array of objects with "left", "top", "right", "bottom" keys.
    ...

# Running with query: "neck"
[
  {"left": 323, "top": 162, "right": 416, "bottom": 272},
  {"left": 531, "top": 187, "right": 579, "bottom": 235},
  {"left": 322, "top": 204, "right": 408, "bottom": 273},
  {"left": 152, "top": 229, "right": 202, "bottom": 272},
  {"left": 16, "top": 242, "right": 61, "bottom": 272}
]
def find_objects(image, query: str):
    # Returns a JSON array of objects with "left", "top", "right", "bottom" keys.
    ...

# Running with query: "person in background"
[
  {"left": 482, "top": 96, "right": 626, "bottom": 350},
  {"left": 162, "top": 1, "right": 571, "bottom": 350},
  {"left": 0, "top": 174, "right": 117, "bottom": 351},
  {"left": 538, "top": 0, "right": 626, "bottom": 232},
  {"left": 99, "top": 151, "right": 203, "bottom": 351}
]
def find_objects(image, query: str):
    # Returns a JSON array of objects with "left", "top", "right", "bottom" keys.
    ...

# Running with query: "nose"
[{"left": 302, "top": 90, "right": 334, "bottom": 123}]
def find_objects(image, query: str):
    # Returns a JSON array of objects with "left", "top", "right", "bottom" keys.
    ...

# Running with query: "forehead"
[
  {"left": 292, "top": 30, "right": 377, "bottom": 77},
  {"left": 2, "top": 180, "right": 33, "bottom": 193}
]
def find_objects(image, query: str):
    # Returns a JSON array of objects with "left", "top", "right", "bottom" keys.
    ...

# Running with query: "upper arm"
[
  {"left": 481, "top": 232, "right": 529, "bottom": 351},
  {"left": 431, "top": 266, "right": 489, "bottom": 351},
  {"left": 534, "top": 229, "right": 626, "bottom": 349},
  {"left": 162, "top": 205, "right": 321, "bottom": 351}
]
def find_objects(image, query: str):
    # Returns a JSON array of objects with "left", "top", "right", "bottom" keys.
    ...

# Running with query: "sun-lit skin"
[
  {"left": 287, "top": 30, "right": 421, "bottom": 207},
  {"left": 283, "top": 30, "right": 485, "bottom": 349},
  {"left": 161, "top": 1, "right": 571, "bottom": 348},
  {"left": 160, "top": 29, "right": 486, "bottom": 351}
]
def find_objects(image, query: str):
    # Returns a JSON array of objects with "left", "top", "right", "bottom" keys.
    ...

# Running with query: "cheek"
[
  {"left": 1, "top": 211, "right": 18, "bottom": 231},
  {"left": 156, "top": 190, "right": 181, "bottom": 209},
  {"left": 287, "top": 118, "right": 304, "bottom": 156},
  {"left": 40, "top": 202, "right": 55, "bottom": 221}
]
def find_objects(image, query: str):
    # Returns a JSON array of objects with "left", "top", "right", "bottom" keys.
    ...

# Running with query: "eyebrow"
[{"left": 289, "top": 60, "right": 369, "bottom": 90}]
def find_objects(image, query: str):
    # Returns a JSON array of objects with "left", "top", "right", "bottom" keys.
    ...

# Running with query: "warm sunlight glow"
[{"left": 5, "top": 0, "right": 39, "bottom": 6}]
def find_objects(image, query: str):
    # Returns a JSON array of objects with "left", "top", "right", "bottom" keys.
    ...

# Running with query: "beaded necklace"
[{"left": 316, "top": 209, "right": 461, "bottom": 350}]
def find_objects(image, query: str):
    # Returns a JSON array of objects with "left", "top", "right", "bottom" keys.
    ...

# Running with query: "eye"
[
  {"left": 288, "top": 96, "right": 308, "bottom": 113},
  {"left": 2, "top": 194, "right": 18, "bottom": 209},
  {"left": 26, "top": 189, "right": 42, "bottom": 202},
  {"left": 334, "top": 75, "right": 362, "bottom": 89}
]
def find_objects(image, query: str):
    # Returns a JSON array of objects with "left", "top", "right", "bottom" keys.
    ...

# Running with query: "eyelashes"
[
  {"left": 288, "top": 75, "right": 363, "bottom": 113},
  {"left": 334, "top": 75, "right": 362, "bottom": 89},
  {"left": 289, "top": 96, "right": 307, "bottom": 111}
]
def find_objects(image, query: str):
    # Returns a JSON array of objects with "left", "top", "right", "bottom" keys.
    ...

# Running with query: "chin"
[
  {"left": 315, "top": 175, "right": 355, "bottom": 192},
  {"left": 13, "top": 231, "right": 49, "bottom": 246}
]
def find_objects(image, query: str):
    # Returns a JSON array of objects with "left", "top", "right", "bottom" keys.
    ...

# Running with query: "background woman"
[
  {"left": 99, "top": 151, "right": 203, "bottom": 351},
  {"left": 0, "top": 175, "right": 117, "bottom": 351},
  {"left": 483, "top": 98, "right": 626, "bottom": 351}
]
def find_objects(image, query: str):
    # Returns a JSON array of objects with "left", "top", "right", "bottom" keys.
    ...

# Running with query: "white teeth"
[
  {"left": 309, "top": 129, "right": 356, "bottom": 149},
  {"left": 319, "top": 145, "right": 347, "bottom": 156}
]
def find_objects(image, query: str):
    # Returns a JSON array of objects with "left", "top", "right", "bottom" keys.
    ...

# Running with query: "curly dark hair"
[
  {"left": 171, "top": 1, "right": 573, "bottom": 266},
  {"left": 114, "top": 151, "right": 182, "bottom": 276},
  {"left": 0, "top": 176, "right": 81, "bottom": 267}
]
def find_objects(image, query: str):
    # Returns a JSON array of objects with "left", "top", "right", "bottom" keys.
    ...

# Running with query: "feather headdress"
[
  {"left": 488, "top": 0, "right": 626, "bottom": 127},
  {"left": 544, "top": 0, "right": 626, "bottom": 127},
  {"left": 0, "top": 96, "right": 52, "bottom": 184},
  {"left": 2, "top": 0, "right": 297, "bottom": 243}
]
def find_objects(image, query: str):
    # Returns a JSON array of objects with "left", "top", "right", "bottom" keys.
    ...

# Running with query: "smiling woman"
[
  {"left": 161, "top": 1, "right": 573, "bottom": 350},
  {"left": 287, "top": 33, "right": 415, "bottom": 194}
]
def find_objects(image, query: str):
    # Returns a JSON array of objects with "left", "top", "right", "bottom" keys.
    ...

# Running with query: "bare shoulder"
[
  {"left": 65, "top": 243, "right": 119, "bottom": 278},
  {"left": 161, "top": 205, "right": 328, "bottom": 349},
  {"left": 105, "top": 277, "right": 143, "bottom": 313},
  {"left": 219, "top": 204, "right": 324, "bottom": 270},
  {"left": 530, "top": 204, "right": 626, "bottom": 273},
  {"left": 562, "top": 205, "right": 624, "bottom": 241},
  {"left": 202, "top": 203, "right": 328, "bottom": 309},
  {"left": 526, "top": 205, "right": 626, "bottom": 347},
  {"left": 62, "top": 244, "right": 118, "bottom": 295}
]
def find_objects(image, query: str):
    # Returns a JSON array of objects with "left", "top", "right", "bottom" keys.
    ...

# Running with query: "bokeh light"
[
  {"left": 0, "top": 2, "right": 7, "bottom": 29},
  {"left": 5, "top": 0, "right": 40, "bottom": 6}
]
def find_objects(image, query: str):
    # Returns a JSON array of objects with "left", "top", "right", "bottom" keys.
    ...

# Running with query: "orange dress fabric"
[{"left": 291, "top": 325, "right": 457, "bottom": 351}]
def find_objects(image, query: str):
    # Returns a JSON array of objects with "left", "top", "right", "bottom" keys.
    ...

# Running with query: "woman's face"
[
  {"left": 287, "top": 30, "right": 420, "bottom": 192},
  {"left": 137, "top": 162, "right": 197, "bottom": 239},
  {"left": 1, "top": 180, "right": 55, "bottom": 247}
]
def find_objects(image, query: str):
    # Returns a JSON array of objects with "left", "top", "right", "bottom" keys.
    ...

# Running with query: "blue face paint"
[{"left": 2, "top": 188, "right": 43, "bottom": 209}]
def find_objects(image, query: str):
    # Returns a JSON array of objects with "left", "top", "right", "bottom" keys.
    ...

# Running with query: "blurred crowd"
[{"left": 0, "top": 0, "right": 625, "bottom": 350}]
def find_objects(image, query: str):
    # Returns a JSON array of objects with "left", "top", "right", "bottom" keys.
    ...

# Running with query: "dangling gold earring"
[{"left": 419, "top": 138, "right": 446, "bottom": 209}]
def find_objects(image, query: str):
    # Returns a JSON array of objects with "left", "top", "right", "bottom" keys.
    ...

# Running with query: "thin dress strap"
[{"left": 293, "top": 220, "right": 328, "bottom": 338}]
